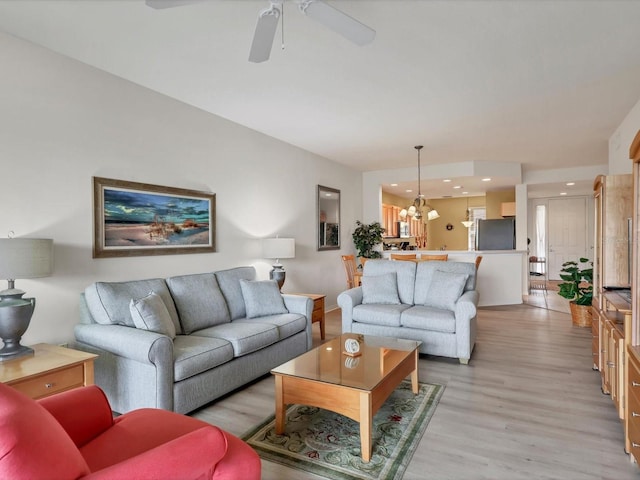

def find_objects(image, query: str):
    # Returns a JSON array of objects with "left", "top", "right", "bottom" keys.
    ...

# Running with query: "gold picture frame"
[{"left": 92, "top": 177, "right": 216, "bottom": 258}]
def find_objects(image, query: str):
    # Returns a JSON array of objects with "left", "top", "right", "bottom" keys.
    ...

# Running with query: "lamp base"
[
  {"left": 0, "top": 296, "right": 36, "bottom": 362},
  {"left": 269, "top": 266, "right": 286, "bottom": 290},
  {"left": 0, "top": 342, "right": 34, "bottom": 362}
]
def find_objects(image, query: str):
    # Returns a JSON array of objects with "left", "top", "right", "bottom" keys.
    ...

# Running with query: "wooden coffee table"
[{"left": 271, "top": 334, "right": 420, "bottom": 462}]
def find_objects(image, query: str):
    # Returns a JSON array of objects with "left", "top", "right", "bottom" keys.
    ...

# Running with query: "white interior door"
[{"left": 547, "top": 197, "right": 588, "bottom": 280}]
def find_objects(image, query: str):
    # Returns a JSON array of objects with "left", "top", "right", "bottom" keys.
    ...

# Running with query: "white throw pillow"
[
  {"left": 362, "top": 273, "right": 401, "bottom": 305},
  {"left": 239, "top": 279, "right": 288, "bottom": 318},
  {"left": 129, "top": 291, "right": 176, "bottom": 339},
  {"left": 422, "top": 270, "right": 469, "bottom": 311}
]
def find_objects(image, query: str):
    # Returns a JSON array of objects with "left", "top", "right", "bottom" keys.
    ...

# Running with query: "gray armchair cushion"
[
  {"left": 214, "top": 267, "right": 256, "bottom": 320},
  {"left": 166, "top": 273, "right": 230, "bottom": 334},
  {"left": 84, "top": 279, "right": 181, "bottom": 334},
  {"left": 129, "top": 291, "right": 176, "bottom": 339},
  {"left": 401, "top": 305, "right": 456, "bottom": 333},
  {"left": 422, "top": 270, "right": 469, "bottom": 311},
  {"left": 239, "top": 279, "right": 288, "bottom": 318},
  {"left": 363, "top": 259, "right": 417, "bottom": 305},
  {"left": 352, "top": 303, "right": 411, "bottom": 327},
  {"left": 361, "top": 273, "right": 401, "bottom": 305}
]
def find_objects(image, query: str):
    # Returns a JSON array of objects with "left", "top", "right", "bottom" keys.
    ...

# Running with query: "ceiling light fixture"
[
  {"left": 461, "top": 197, "right": 474, "bottom": 228},
  {"left": 566, "top": 182, "right": 575, "bottom": 186},
  {"left": 482, "top": 178, "right": 492, "bottom": 182},
  {"left": 407, "top": 146, "right": 439, "bottom": 221}
]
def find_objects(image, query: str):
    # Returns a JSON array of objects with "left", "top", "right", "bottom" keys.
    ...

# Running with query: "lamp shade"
[
  {"left": 262, "top": 238, "right": 295, "bottom": 260},
  {"left": 427, "top": 210, "right": 440, "bottom": 221},
  {"left": 0, "top": 239, "right": 53, "bottom": 280}
]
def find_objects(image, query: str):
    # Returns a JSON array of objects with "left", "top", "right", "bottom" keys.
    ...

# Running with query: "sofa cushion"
[
  {"left": 233, "top": 313, "right": 306, "bottom": 341},
  {"left": 401, "top": 305, "right": 456, "bottom": 333},
  {"left": 361, "top": 273, "right": 401, "bottom": 305},
  {"left": 363, "top": 259, "right": 417, "bottom": 305},
  {"left": 84, "top": 279, "right": 182, "bottom": 334},
  {"left": 214, "top": 267, "right": 257, "bottom": 320},
  {"left": 352, "top": 303, "right": 411, "bottom": 327},
  {"left": 166, "top": 273, "right": 230, "bottom": 334},
  {"left": 414, "top": 261, "right": 476, "bottom": 306},
  {"left": 0, "top": 383, "right": 91, "bottom": 479},
  {"left": 239, "top": 279, "right": 288, "bottom": 318},
  {"left": 422, "top": 270, "right": 468, "bottom": 311},
  {"left": 173, "top": 335, "right": 234, "bottom": 382},
  {"left": 129, "top": 291, "right": 177, "bottom": 339},
  {"left": 191, "top": 322, "right": 279, "bottom": 357}
]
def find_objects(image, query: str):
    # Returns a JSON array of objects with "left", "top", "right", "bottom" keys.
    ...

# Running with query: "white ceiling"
[{"left": 1, "top": 0, "right": 639, "bottom": 198}]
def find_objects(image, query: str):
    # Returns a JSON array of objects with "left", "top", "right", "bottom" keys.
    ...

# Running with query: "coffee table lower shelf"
[{"left": 273, "top": 348, "right": 418, "bottom": 463}]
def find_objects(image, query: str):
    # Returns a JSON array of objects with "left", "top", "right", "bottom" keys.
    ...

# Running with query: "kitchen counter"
[{"left": 382, "top": 250, "right": 526, "bottom": 306}]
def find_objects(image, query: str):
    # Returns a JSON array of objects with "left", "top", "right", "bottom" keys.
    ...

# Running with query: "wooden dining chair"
[
  {"left": 420, "top": 254, "right": 448, "bottom": 261},
  {"left": 475, "top": 255, "right": 483, "bottom": 270},
  {"left": 390, "top": 253, "right": 416, "bottom": 261},
  {"left": 341, "top": 255, "right": 358, "bottom": 289}
]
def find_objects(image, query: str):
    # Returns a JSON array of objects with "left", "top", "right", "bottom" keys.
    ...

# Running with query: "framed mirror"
[{"left": 317, "top": 185, "right": 340, "bottom": 251}]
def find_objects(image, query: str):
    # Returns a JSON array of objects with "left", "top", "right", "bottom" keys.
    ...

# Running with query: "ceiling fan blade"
[
  {"left": 298, "top": 0, "right": 375, "bottom": 46},
  {"left": 145, "top": 0, "right": 204, "bottom": 9},
  {"left": 248, "top": 4, "right": 281, "bottom": 63}
]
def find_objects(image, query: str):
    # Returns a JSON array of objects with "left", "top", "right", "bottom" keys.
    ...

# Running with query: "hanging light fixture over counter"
[
  {"left": 462, "top": 197, "right": 474, "bottom": 228},
  {"left": 399, "top": 145, "right": 439, "bottom": 222}
]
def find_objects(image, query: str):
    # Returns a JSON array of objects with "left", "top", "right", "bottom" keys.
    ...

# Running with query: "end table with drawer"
[
  {"left": 0, "top": 343, "right": 97, "bottom": 399},
  {"left": 292, "top": 293, "right": 326, "bottom": 340}
]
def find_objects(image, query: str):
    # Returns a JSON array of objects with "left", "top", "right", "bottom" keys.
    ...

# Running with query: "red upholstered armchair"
[{"left": 0, "top": 383, "right": 260, "bottom": 480}]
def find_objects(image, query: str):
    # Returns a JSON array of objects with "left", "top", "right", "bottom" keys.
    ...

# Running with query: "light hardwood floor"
[{"left": 192, "top": 304, "right": 637, "bottom": 479}]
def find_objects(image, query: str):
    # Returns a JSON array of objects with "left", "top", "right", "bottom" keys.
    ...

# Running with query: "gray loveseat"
[
  {"left": 74, "top": 266, "right": 313, "bottom": 414},
  {"left": 337, "top": 259, "right": 478, "bottom": 364}
]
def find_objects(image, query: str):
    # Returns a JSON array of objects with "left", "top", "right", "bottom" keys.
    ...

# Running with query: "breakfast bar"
[{"left": 381, "top": 250, "right": 527, "bottom": 306}]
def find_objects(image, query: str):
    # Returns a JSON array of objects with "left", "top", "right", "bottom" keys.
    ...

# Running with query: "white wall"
[
  {"left": 610, "top": 97, "right": 640, "bottom": 174},
  {"left": 0, "top": 33, "right": 362, "bottom": 346}
]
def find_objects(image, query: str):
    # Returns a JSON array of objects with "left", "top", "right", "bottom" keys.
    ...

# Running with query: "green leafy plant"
[
  {"left": 557, "top": 257, "right": 593, "bottom": 306},
  {"left": 352, "top": 221, "right": 385, "bottom": 259}
]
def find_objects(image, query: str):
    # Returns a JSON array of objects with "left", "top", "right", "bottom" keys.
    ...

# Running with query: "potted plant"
[
  {"left": 557, "top": 257, "right": 593, "bottom": 327},
  {"left": 352, "top": 221, "right": 385, "bottom": 265}
]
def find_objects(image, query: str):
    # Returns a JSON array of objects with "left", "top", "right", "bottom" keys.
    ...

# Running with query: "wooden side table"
[
  {"left": 292, "top": 293, "right": 326, "bottom": 340},
  {"left": 0, "top": 343, "right": 97, "bottom": 399}
]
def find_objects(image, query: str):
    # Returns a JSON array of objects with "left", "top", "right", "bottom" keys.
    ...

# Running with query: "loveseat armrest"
[
  {"left": 337, "top": 287, "right": 363, "bottom": 333},
  {"left": 82, "top": 426, "right": 235, "bottom": 480},
  {"left": 282, "top": 294, "right": 313, "bottom": 349},
  {"left": 454, "top": 290, "right": 479, "bottom": 363},
  {"left": 39, "top": 386, "right": 114, "bottom": 448},
  {"left": 455, "top": 290, "right": 478, "bottom": 321},
  {"left": 74, "top": 323, "right": 173, "bottom": 365}
]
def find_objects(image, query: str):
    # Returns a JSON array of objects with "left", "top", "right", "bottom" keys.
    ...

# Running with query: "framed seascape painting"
[{"left": 93, "top": 177, "right": 216, "bottom": 258}]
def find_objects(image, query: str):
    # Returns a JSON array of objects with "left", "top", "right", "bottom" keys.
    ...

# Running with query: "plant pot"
[{"left": 569, "top": 301, "right": 592, "bottom": 328}]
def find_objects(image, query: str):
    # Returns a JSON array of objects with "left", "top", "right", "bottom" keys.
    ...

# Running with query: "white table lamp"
[{"left": 262, "top": 237, "right": 295, "bottom": 289}]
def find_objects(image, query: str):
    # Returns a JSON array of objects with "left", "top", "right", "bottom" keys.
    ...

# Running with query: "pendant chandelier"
[
  {"left": 462, "top": 197, "right": 474, "bottom": 228},
  {"left": 404, "top": 145, "right": 439, "bottom": 221}
]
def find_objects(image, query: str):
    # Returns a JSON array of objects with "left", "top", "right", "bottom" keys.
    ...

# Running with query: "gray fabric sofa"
[
  {"left": 337, "top": 259, "right": 478, "bottom": 364},
  {"left": 74, "top": 266, "right": 313, "bottom": 414}
]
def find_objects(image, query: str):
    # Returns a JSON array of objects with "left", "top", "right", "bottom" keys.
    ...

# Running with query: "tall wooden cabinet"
[
  {"left": 629, "top": 129, "right": 640, "bottom": 465},
  {"left": 592, "top": 171, "right": 634, "bottom": 462},
  {"left": 593, "top": 174, "right": 632, "bottom": 299}
]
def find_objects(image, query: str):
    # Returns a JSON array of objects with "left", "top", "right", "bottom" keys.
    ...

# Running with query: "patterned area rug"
[{"left": 241, "top": 381, "right": 444, "bottom": 480}]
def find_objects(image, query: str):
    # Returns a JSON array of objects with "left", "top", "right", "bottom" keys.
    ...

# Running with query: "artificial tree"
[{"left": 352, "top": 221, "right": 385, "bottom": 260}]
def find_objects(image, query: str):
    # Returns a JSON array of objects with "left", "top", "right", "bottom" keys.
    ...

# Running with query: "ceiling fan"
[{"left": 145, "top": 0, "right": 376, "bottom": 63}]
